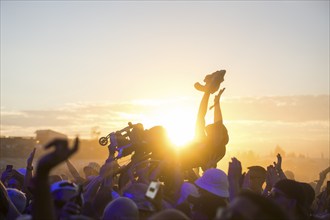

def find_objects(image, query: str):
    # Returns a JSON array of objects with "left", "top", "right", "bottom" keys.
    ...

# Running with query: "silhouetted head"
[
  {"left": 145, "top": 126, "right": 169, "bottom": 144},
  {"left": 247, "top": 166, "right": 266, "bottom": 194},
  {"left": 83, "top": 162, "right": 100, "bottom": 178},
  {"left": 149, "top": 209, "right": 190, "bottom": 220},
  {"left": 284, "top": 170, "right": 295, "bottom": 180},
  {"left": 216, "top": 190, "right": 291, "bottom": 220},
  {"left": 144, "top": 126, "right": 172, "bottom": 158},
  {"left": 123, "top": 183, "right": 156, "bottom": 214},
  {"left": 102, "top": 197, "right": 139, "bottom": 220},
  {"left": 205, "top": 122, "right": 229, "bottom": 146},
  {"left": 50, "top": 180, "right": 81, "bottom": 218},
  {"left": 270, "top": 179, "right": 308, "bottom": 220}
]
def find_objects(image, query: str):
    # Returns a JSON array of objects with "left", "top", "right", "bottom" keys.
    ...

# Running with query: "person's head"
[
  {"left": 193, "top": 168, "right": 229, "bottom": 219},
  {"left": 270, "top": 179, "right": 308, "bottom": 220},
  {"left": 6, "top": 188, "right": 27, "bottom": 213},
  {"left": 195, "top": 168, "right": 229, "bottom": 198},
  {"left": 48, "top": 175, "right": 63, "bottom": 185},
  {"left": 7, "top": 177, "right": 23, "bottom": 190},
  {"left": 246, "top": 166, "right": 266, "bottom": 193},
  {"left": 50, "top": 180, "right": 80, "bottom": 217},
  {"left": 102, "top": 197, "right": 139, "bottom": 220},
  {"left": 177, "top": 182, "right": 200, "bottom": 205},
  {"left": 144, "top": 126, "right": 172, "bottom": 158},
  {"left": 16, "top": 168, "right": 27, "bottom": 177},
  {"left": 205, "top": 122, "right": 229, "bottom": 146},
  {"left": 83, "top": 162, "right": 100, "bottom": 178},
  {"left": 123, "top": 183, "right": 156, "bottom": 219},
  {"left": 284, "top": 170, "right": 295, "bottom": 180},
  {"left": 216, "top": 191, "right": 291, "bottom": 220},
  {"left": 145, "top": 126, "right": 170, "bottom": 146},
  {"left": 149, "top": 209, "right": 190, "bottom": 220}
]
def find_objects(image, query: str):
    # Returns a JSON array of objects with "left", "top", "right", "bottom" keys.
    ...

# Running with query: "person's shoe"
[{"left": 194, "top": 70, "right": 226, "bottom": 94}]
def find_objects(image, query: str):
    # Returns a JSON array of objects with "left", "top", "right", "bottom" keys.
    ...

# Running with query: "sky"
[{"left": 0, "top": 1, "right": 329, "bottom": 157}]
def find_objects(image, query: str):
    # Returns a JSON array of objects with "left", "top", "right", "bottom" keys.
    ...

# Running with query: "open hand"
[
  {"left": 27, "top": 148, "right": 36, "bottom": 167},
  {"left": 36, "top": 138, "right": 79, "bottom": 176},
  {"left": 273, "top": 153, "right": 282, "bottom": 173},
  {"left": 319, "top": 166, "right": 330, "bottom": 180},
  {"left": 228, "top": 157, "right": 242, "bottom": 184}
]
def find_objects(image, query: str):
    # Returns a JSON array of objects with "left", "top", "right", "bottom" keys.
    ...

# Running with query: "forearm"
[
  {"left": 23, "top": 167, "right": 33, "bottom": 198},
  {"left": 228, "top": 180, "right": 240, "bottom": 202},
  {"left": 214, "top": 104, "right": 223, "bottom": 124},
  {"left": 92, "top": 182, "right": 113, "bottom": 218},
  {"left": 83, "top": 176, "right": 103, "bottom": 203},
  {"left": 33, "top": 172, "right": 56, "bottom": 220},
  {"left": 66, "top": 160, "right": 82, "bottom": 181},
  {"left": 315, "top": 176, "right": 326, "bottom": 196},
  {"left": 195, "top": 92, "right": 210, "bottom": 139}
]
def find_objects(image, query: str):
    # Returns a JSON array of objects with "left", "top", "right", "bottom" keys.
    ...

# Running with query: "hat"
[
  {"left": 83, "top": 162, "right": 100, "bottom": 173},
  {"left": 195, "top": 168, "right": 229, "bottom": 198},
  {"left": 17, "top": 168, "right": 27, "bottom": 176},
  {"left": 177, "top": 182, "right": 200, "bottom": 205},
  {"left": 50, "top": 180, "right": 78, "bottom": 193}
]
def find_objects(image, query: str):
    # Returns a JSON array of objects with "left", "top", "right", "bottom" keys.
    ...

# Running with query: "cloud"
[
  {"left": 0, "top": 95, "right": 328, "bottom": 140},
  {"left": 223, "top": 95, "right": 329, "bottom": 122}
]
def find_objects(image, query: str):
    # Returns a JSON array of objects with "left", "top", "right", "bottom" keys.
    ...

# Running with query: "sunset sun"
[{"left": 159, "top": 108, "right": 196, "bottom": 148}]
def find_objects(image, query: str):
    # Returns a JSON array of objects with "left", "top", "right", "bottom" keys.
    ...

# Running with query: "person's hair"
[
  {"left": 247, "top": 166, "right": 266, "bottom": 178},
  {"left": 238, "top": 191, "right": 291, "bottom": 220}
]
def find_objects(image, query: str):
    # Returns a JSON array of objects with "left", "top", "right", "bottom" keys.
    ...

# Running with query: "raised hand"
[
  {"left": 273, "top": 153, "right": 282, "bottom": 173},
  {"left": 228, "top": 157, "right": 243, "bottom": 201},
  {"left": 36, "top": 138, "right": 79, "bottom": 176},
  {"left": 319, "top": 166, "right": 330, "bottom": 180},
  {"left": 215, "top": 88, "right": 226, "bottom": 101},
  {"left": 228, "top": 157, "right": 242, "bottom": 184},
  {"left": 209, "top": 87, "right": 225, "bottom": 110},
  {"left": 265, "top": 165, "right": 280, "bottom": 191},
  {"left": 27, "top": 148, "right": 36, "bottom": 168}
]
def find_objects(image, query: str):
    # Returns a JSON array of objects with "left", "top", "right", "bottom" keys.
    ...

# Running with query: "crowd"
[{"left": 1, "top": 70, "right": 329, "bottom": 220}]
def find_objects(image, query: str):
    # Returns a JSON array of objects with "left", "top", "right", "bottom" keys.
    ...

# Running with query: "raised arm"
[
  {"left": 213, "top": 88, "right": 225, "bottom": 124},
  {"left": 23, "top": 147, "right": 36, "bottom": 202},
  {"left": 0, "top": 181, "right": 21, "bottom": 219},
  {"left": 33, "top": 138, "right": 79, "bottom": 220},
  {"left": 315, "top": 166, "right": 330, "bottom": 196},
  {"left": 65, "top": 159, "right": 84, "bottom": 183},
  {"left": 228, "top": 157, "right": 243, "bottom": 201},
  {"left": 195, "top": 91, "right": 210, "bottom": 141}
]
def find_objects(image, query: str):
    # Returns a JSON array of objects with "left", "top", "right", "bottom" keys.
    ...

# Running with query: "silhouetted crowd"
[{"left": 1, "top": 71, "right": 329, "bottom": 220}]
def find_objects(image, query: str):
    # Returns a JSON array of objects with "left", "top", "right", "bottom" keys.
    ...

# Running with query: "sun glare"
[
  {"left": 137, "top": 99, "right": 198, "bottom": 149},
  {"left": 160, "top": 109, "right": 196, "bottom": 148}
]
